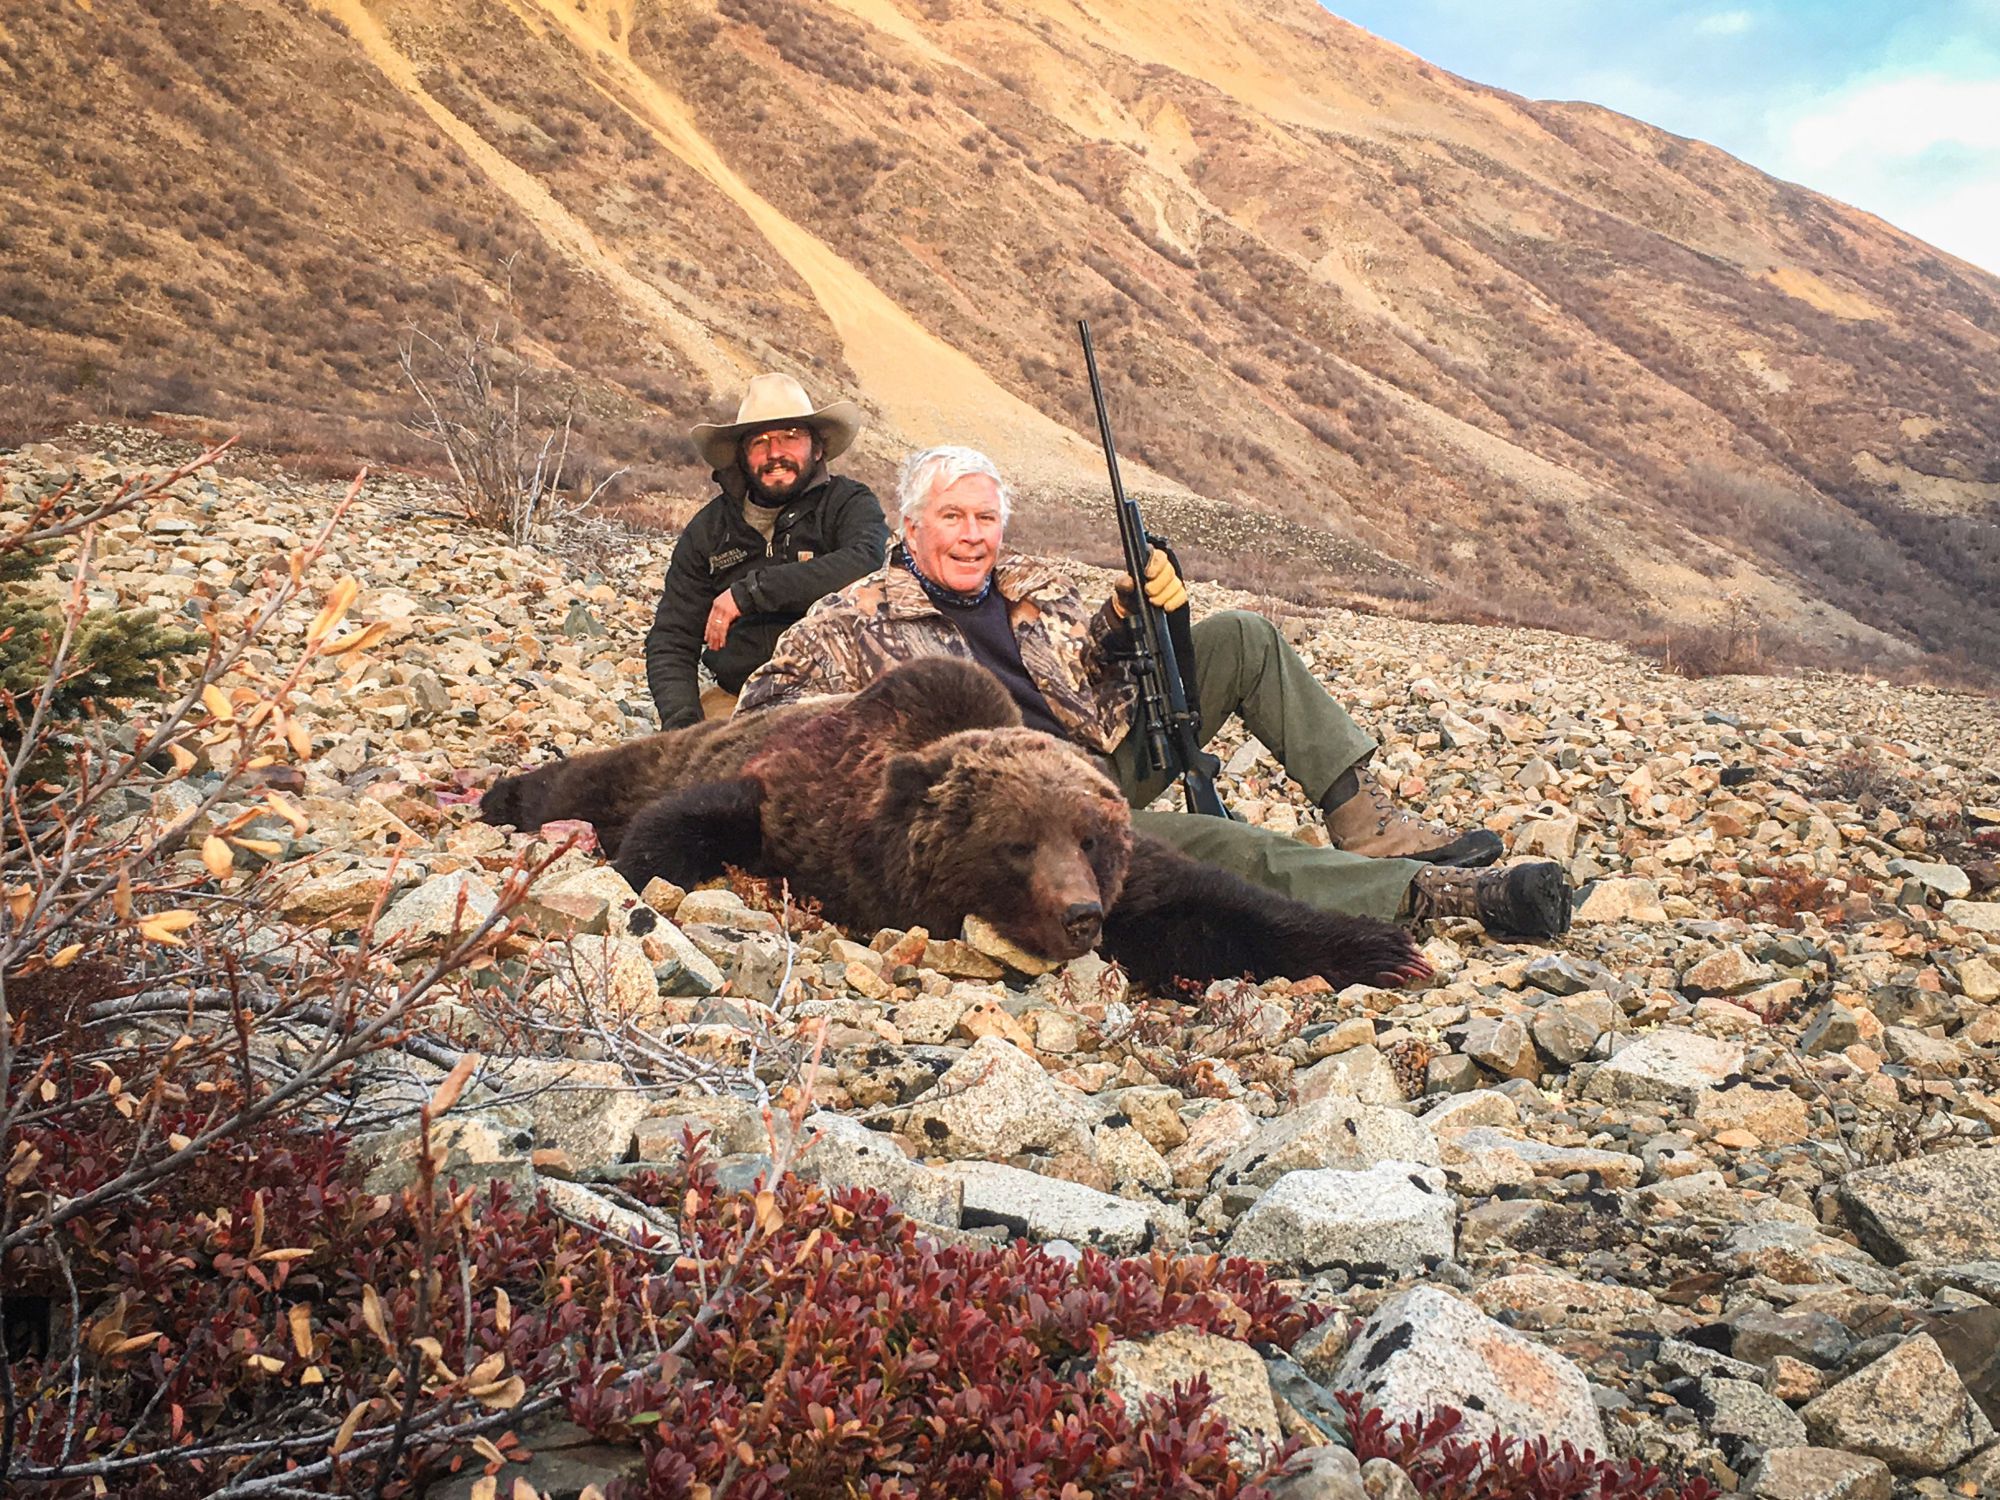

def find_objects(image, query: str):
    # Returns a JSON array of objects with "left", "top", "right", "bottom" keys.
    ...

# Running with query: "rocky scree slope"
[
  {"left": 3, "top": 0, "right": 1999, "bottom": 674},
  {"left": 15, "top": 429, "right": 2000, "bottom": 1498}
]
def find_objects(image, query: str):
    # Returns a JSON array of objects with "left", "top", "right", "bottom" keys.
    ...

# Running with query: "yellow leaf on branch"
[
  {"left": 50, "top": 943, "right": 82, "bottom": 968},
  {"left": 166, "top": 743, "right": 199, "bottom": 777},
  {"left": 201, "top": 683, "right": 234, "bottom": 723},
  {"left": 307, "top": 576, "right": 360, "bottom": 646},
  {"left": 289, "top": 1303, "right": 313, "bottom": 1358},
  {"left": 331, "top": 1399, "right": 371, "bottom": 1456},
  {"left": 201, "top": 837, "right": 234, "bottom": 878},
  {"left": 138, "top": 910, "right": 199, "bottom": 946},
  {"left": 426, "top": 1053, "right": 477, "bottom": 1119},
  {"left": 323, "top": 620, "right": 392, "bottom": 659}
]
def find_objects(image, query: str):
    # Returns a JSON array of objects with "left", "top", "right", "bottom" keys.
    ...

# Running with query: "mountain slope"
[{"left": 2, "top": 0, "right": 1996, "bottom": 673}]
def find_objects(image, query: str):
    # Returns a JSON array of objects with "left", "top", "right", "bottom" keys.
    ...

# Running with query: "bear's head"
[{"left": 880, "top": 728, "right": 1132, "bottom": 961}]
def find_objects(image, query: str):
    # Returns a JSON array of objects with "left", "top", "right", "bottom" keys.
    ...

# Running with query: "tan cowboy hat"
[{"left": 690, "top": 373, "right": 863, "bottom": 472}]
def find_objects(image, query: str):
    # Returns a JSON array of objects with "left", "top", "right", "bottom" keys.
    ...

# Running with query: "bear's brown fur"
[
  {"left": 608, "top": 659, "right": 1426, "bottom": 991},
  {"left": 479, "top": 697, "right": 820, "bottom": 857}
]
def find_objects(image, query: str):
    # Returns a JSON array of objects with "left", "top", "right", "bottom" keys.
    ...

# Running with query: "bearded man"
[{"left": 644, "top": 374, "right": 890, "bottom": 729}]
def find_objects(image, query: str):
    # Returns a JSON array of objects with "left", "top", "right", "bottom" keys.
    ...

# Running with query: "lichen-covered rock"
[
  {"left": 1211, "top": 1094, "right": 1440, "bottom": 1193},
  {"left": 1226, "top": 1162, "right": 1454, "bottom": 1273},
  {"left": 943, "top": 1160, "right": 1151, "bottom": 1252},
  {"left": 1580, "top": 1029, "right": 1744, "bottom": 1106},
  {"left": 1332, "top": 1284, "right": 1606, "bottom": 1454},
  {"left": 1800, "top": 1333, "right": 1992, "bottom": 1474},
  {"left": 796, "top": 1111, "right": 962, "bottom": 1228},
  {"left": 1100, "top": 1329, "right": 1280, "bottom": 1462},
  {"left": 1742, "top": 1446, "right": 1892, "bottom": 1500},
  {"left": 899, "top": 1036, "right": 1095, "bottom": 1160},
  {"left": 1838, "top": 1146, "right": 2000, "bottom": 1263}
]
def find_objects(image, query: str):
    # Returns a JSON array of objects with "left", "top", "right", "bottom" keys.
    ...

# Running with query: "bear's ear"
[{"left": 881, "top": 747, "right": 947, "bottom": 818}]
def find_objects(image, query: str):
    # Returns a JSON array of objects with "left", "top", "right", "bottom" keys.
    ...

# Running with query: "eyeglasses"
[{"left": 745, "top": 426, "right": 811, "bottom": 454}]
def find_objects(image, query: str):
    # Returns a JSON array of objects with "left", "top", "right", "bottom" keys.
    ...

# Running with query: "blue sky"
[{"left": 1323, "top": 0, "right": 2000, "bottom": 276}]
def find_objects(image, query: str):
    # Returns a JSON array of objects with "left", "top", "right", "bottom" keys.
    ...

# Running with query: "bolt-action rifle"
[{"left": 1076, "top": 318, "right": 1231, "bottom": 819}]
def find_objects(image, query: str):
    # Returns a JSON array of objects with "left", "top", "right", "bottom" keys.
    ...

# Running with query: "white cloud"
[
  {"left": 1693, "top": 10, "right": 1757, "bottom": 37},
  {"left": 1759, "top": 72, "right": 2000, "bottom": 272},
  {"left": 1780, "top": 74, "right": 2000, "bottom": 171}
]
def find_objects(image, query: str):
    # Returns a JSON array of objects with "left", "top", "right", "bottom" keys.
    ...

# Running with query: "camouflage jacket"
[{"left": 737, "top": 548, "right": 1138, "bottom": 754}]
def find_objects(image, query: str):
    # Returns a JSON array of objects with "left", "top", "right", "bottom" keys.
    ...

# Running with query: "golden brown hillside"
[{"left": 3, "top": 0, "right": 1997, "bottom": 674}]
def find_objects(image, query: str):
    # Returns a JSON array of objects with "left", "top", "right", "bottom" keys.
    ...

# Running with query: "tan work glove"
[{"left": 1112, "top": 549, "right": 1188, "bottom": 618}]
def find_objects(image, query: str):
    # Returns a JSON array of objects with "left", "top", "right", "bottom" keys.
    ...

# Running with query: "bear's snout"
[{"left": 1062, "top": 900, "right": 1104, "bottom": 948}]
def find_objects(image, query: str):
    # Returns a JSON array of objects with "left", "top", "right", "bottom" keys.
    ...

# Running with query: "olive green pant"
[{"left": 1106, "top": 610, "right": 1423, "bottom": 922}]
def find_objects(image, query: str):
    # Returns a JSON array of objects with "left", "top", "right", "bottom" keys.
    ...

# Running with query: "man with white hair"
[{"left": 738, "top": 445, "right": 1570, "bottom": 936}]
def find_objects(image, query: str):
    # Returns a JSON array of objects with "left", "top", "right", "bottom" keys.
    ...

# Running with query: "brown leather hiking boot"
[
  {"left": 1405, "top": 862, "right": 1573, "bottom": 938},
  {"left": 1323, "top": 777, "right": 1503, "bottom": 867}
]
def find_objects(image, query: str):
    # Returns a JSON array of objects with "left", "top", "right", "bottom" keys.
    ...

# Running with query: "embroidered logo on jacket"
[{"left": 709, "top": 547, "right": 753, "bottom": 572}]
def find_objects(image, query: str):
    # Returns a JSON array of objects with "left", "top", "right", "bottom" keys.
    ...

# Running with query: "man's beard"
[{"left": 747, "top": 459, "right": 809, "bottom": 505}]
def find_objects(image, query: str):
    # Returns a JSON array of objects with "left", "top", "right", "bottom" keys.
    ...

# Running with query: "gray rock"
[
  {"left": 1659, "top": 1338, "right": 1765, "bottom": 1383},
  {"left": 1731, "top": 1307, "right": 1854, "bottom": 1369},
  {"left": 381, "top": 869, "right": 497, "bottom": 942},
  {"left": 1439, "top": 1126, "right": 1640, "bottom": 1189},
  {"left": 1683, "top": 945, "right": 1777, "bottom": 995},
  {"left": 798, "top": 1112, "right": 962, "bottom": 1228},
  {"left": 1838, "top": 1146, "right": 2000, "bottom": 1264},
  {"left": 1694, "top": 1375, "right": 1809, "bottom": 1466},
  {"left": 1226, "top": 1162, "right": 1454, "bottom": 1273},
  {"left": 1800, "top": 1333, "right": 1992, "bottom": 1474},
  {"left": 425, "top": 1417, "right": 647, "bottom": 1500},
  {"left": 1799, "top": 1002, "right": 1880, "bottom": 1056},
  {"left": 539, "top": 1177, "right": 677, "bottom": 1247},
  {"left": 900, "top": 1036, "right": 1095, "bottom": 1160},
  {"left": 1742, "top": 1446, "right": 1892, "bottom": 1500},
  {"left": 943, "top": 1161, "right": 1151, "bottom": 1252},
  {"left": 1521, "top": 954, "right": 1606, "bottom": 996},
  {"left": 487, "top": 1057, "right": 645, "bottom": 1169},
  {"left": 649, "top": 919, "right": 726, "bottom": 996},
  {"left": 1532, "top": 994, "right": 1617, "bottom": 1066},
  {"left": 1101, "top": 1329, "right": 1280, "bottom": 1464},
  {"left": 1888, "top": 859, "right": 1972, "bottom": 900},
  {"left": 1940, "top": 900, "right": 2000, "bottom": 933},
  {"left": 1212, "top": 1094, "right": 1440, "bottom": 1192},
  {"left": 352, "top": 1111, "right": 534, "bottom": 1198},
  {"left": 1295, "top": 1045, "right": 1407, "bottom": 1104},
  {"left": 1694, "top": 1082, "right": 1812, "bottom": 1145},
  {"left": 1265, "top": 1444, "right": 1366, "bottom": 1500},
  {"left": 1456, "top": 1015, "right": 1540, "bottom": 1080},
  {"left": 1359, "top": 1458, "right": 1420, "bottom": 1500},
  {"left": 1332, "top": 1284, "right": 1606, "bottom": 1454},
  {"left": 1580, "top": 1029, "right": 1744, "bottom": 1107},
  {"left": 1717, "top": 1221, "right": 1900, "bottom": 1292}
]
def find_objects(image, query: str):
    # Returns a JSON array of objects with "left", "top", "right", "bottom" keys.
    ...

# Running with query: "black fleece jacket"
[{"left": 644, "top": 466, "right": 889, "bottom": 728}]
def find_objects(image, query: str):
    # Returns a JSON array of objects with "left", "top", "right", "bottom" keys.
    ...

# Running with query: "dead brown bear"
[
  {"left": 599, "top": 658, "right": 1427, "bottom": 991},
  {"left": 478, "top": 698, "right": 819, "bottom": 858}
]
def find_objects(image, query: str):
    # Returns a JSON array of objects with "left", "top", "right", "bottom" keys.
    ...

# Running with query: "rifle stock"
[{"left": 1077, "top": 319, "right": 1230, "bottom": 820}]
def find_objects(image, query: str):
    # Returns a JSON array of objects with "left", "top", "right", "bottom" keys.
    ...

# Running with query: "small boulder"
[
  {"left": 1800, "top": 1333, "right": 1992, "bottom": 1474},
  {"left": 1226, "top": 1162, "right": 1454, "bottom": 1274},
  {"left": 1838, "top": 1146, "right": 2000, "bottom": 1263},
  {"left": 1580, "top": 1029, "right": 1744, "bottom": 1107},
  {"left": 1100, "top": 1329, "right": 1281, "bottom": 1463},
  {"left": 1742, "top": 1446, "right": 1891, "bottom": 1500},
  {"left": 944, "top": 1160, "right": 1151, "bottom": 1252},
  {"left": 1332, "top": 1284, "right": 1606, "bottom": 1454},
  {"left": 900, "top": 1036, "right": 1095, "bottom": 1160}
]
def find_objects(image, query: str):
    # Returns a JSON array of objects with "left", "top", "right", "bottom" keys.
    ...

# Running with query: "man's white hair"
[{"left": 896, "top": 445, "right": 1013, "bottom": 532}]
